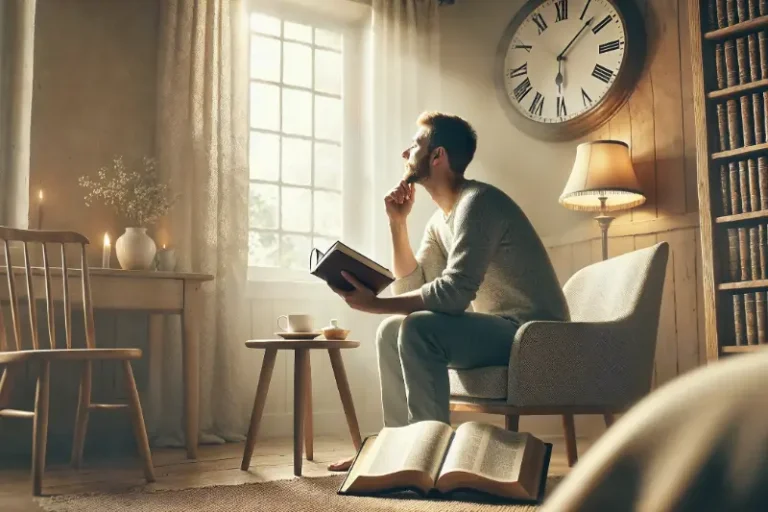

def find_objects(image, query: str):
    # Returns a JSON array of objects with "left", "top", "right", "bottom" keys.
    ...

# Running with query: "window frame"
[{"left": 245, "top": 1, "right": 364, "bottom": 285}]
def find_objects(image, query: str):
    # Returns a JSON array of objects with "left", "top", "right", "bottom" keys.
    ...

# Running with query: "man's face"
[{"left": 401, "top": 127, "right": 432, "bottom": 184}]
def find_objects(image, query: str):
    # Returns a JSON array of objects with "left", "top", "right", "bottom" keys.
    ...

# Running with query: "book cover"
[{"left": 310, "top": 241, "right": 394, "bottom": 294}]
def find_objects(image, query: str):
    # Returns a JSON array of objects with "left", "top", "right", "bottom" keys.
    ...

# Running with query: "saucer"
[{"left": 275, "top": 331, "right": 322, "bottom": 340}]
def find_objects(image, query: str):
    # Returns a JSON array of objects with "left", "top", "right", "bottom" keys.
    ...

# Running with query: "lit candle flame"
[
  {"left": 104, "top": 233, "right": 110, "bottom": 246},
  {"left": 38, "top": 189, "right": 44, "bottom": 202},
  {"left": 162, "top": 244, "right": 166, "bottom": 250}
]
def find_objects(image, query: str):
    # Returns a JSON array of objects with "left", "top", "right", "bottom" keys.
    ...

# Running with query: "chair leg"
[
  {"left": 122, "top": 360, "right": 155, "bottom": 483},
  {"left": 71, "top": 362, "right": 92, "bottom": 469},
  {"left": 32, "top": 361, "right": 51, "bottom": 496},
  {"left": 604, "top": 413, "right": 615, "bottom": 428},
  {"left": 505, "top": 414, "right": 520, "bottom": 432},
  {"left": 562, "top": 414, "right": 578, "bottom": 467}
]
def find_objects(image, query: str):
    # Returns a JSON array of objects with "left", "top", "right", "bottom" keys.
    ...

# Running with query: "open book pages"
[
  {"left": 435, "top": 422, "right": 547, "bottom": 500},
  {"left": 340, "top": 421, "right": 454, "bottom": 495}
]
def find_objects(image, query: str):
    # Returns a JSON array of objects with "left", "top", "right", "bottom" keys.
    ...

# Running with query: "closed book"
[
  {"left": 739, "top": 227, "right": 750, "bottom": 280},
  {"left": 728, "top": 228, "right": 740, "bottom": 281},
  {"left": 760, "top": 224, "right": 767, "bottom": 278},
  {"left": 746, "top": 292, "right": 758, "bottom": 345},
  {"left": 750, "top": 227, "right": 760, "bottom": 278},
  {"left": 757, "top": 291, "right": 767, "bottom": 344},
  {"left": 310, "top": 241, "right": 394, "bottom": 294},
  {"left": 734, "top": 294, "right": 746, "bottom": 346}
]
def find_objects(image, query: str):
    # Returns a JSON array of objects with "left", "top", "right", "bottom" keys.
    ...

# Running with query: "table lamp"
[{"left": 559, "top": 140, "right": 646, "bottom": 260}]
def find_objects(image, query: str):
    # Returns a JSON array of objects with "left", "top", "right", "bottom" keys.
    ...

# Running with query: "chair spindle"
[
  {"left": 80, "top": 246, "right": 96, "bottom": 349},
  {"left": 22, "top": 242, "right": 39, "bottom": 350},
  {"left": 4, "top": 241, "right": 21, "bottom": 351},
  {"left": 41, "top": 243, "right": 56, "bottom": 350},
  {"left": 61, "top": 244, "right": 72, "bottom": 349}
]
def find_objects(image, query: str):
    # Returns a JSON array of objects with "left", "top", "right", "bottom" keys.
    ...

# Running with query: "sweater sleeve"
[
  {"left": 390, "top": 221, "right": 447, "bottom": 296},
  {"left": 420, "top": 189, "right": 506, "bottom": 314}
]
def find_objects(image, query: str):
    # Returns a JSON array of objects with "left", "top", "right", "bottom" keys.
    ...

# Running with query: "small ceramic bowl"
[{"left": 322, "top": 327, "right": 350, "bottom": 340}]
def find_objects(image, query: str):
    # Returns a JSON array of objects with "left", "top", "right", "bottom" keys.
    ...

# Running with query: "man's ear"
[{"left": 431, "top": 147, "right": 443, "bottom": 163}]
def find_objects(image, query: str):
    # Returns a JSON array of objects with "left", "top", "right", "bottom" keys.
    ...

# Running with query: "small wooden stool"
[{"left": 240, "top": 339, "right": 363, "bottom": 476}]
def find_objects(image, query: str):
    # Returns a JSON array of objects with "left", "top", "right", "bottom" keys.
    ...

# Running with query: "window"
[{"left": 248, "top": 10, "right": 346, "bottom": 278}]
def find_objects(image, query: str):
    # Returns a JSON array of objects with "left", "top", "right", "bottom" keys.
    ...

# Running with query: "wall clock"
[{"left": 496, "top": 0, "right": 645, "bottom": 141}]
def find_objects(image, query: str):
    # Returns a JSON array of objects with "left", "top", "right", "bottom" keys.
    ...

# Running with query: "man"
[{"left": 328, "top": 111, "right": 569, "bottom": 471}]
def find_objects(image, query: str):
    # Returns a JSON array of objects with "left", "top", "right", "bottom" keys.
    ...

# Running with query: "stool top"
[{"left": 245, "top": 339, "right": 360, "bottom": 350}]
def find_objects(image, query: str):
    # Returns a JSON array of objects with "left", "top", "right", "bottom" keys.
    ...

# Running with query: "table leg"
[
  {"left": 328, "top": 349, "right": 362, "bottom": 450},
  {"left": 240, "top": 348, "right": 277, "bottom": 471},
  {"left": 294, "top": 349, "right": 309, "bottom": 476},
  {"left": 304, "top": 353, "right": 313, "bottom": 461},
  {"left": 182, "top": 282, "right": 201, "bottom": 459},
  {"left": 147, "top": 314, "right": 164, "bottom": 431}
]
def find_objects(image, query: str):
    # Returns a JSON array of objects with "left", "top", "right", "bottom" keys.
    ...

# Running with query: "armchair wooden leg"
[
  {"left": 32, "top": 361, "right": 51, "bottom": 497},
  {"left": 304, "top": 354, "right": 313, "bottom": 461},
  {"left": 71, "top": 362, "right": 92, "bottom": 469},
  {"left": 604, "top": 413, "right": 615, "bottom": 428},
  {"left": 241, "top": 349, "right": 278, "bottom": 471},
  {"left": 562, "top": 414, "right": 578, "bottom": 467},
  {"left": 505, "top": 414, "right": 519, "bottom": 432},
  {"left": 122, "top": 361, "right": 155, "bottom": 483}
]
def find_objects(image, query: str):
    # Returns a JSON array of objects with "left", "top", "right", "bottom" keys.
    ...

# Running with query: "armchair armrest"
[{"left": 506, "top": 319, "right": 654, "bottom": 408}]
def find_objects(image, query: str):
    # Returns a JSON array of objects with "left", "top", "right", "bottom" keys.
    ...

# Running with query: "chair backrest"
[
  {"left": 563, "top": 241, "right": 670, "bottom": 326},
  {"left": 0, "top": 227, "right": 95, "bottom": 352}
]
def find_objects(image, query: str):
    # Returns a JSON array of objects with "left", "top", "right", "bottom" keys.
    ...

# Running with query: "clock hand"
[
  {"left": 557, "top": 16, "right": 594, "bottom": 61},
  {"left": 555, "top": 59, "right": 563, "bottom": 95}
]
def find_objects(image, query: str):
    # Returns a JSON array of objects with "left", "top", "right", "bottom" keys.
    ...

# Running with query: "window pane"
[
  {"left": 281, "top": 234, "right": 312, "bottom": 270},
  {"left": 314, "top": 190, "right": 341, "bottom": 236},
  {"left": 250, "top": 35, "right": 281, "bottom": 82},
  {"left": 249, "top": 231, "right": 280, "bottom": 267},
  {"left": 315, "top": 96, "right": 342, "bottom": 141},
  {"left": 282, "top": 137, "right": 311, "bottom": 185},
  {"left": 314, "top": 49, "right": 341, "bottom": 95},
  {"left": 250, "top": 82, "right": 280, "bottom": 130},
  {"left": 315, "top": 142, "right": 341, "bottom": 190},
  {"left": 250, "top": 183, "right": 279, "bottom": 229},
  {"left": 282, "top": 186, "right": 311, "bottom": 232},
  {"left": 283, "top": 88, "right": 312, "bottom": 136},
  {"left": 312, "top": 236, "right": 336, "bottom": 254},
  {"left": 283, "top": 42, "right": 312, "bottom": 88},
  {"left": 250, "top": 13, "right": 281, "bottom": 36},
  {"left": 284, "top": 21, "right": 312, "bottom": 43},
  {"left": 315, "top": 28, "right": 342, "bottom": 50},
  {"left": 250, "top": 132, "right": 279, "bottom": 181}
]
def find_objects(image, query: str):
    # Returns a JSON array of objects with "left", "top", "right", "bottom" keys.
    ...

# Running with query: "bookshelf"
[{"left": 690, "top": 0, "right": 768, "bottom": 360}]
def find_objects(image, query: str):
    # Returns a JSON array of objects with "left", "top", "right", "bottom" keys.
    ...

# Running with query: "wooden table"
[
  {"left": 0, "top": 267, "right": 214, "bottom": 459},
  {"left": 240, "top": 338, "right": 363, "bottom": 476}
]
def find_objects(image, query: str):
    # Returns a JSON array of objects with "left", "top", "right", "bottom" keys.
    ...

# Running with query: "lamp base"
[{"left": 595, "top": 214, "right": 614, "bottom": 261}]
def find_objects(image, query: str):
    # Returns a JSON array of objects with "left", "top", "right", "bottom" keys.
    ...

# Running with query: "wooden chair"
[{"left": 0, "top": 228, "right": 154, "bottom": 495}]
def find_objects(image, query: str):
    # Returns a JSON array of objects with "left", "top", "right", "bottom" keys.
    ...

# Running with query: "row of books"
[
  {"left": 708, "top": 0, "right": 767, "bottom": 32},
  {"left": 724, "top": 225, "right": 768, "bottom": 282},
  {"left": 730, "top": 291, "right": 768, "bottom": 345}
]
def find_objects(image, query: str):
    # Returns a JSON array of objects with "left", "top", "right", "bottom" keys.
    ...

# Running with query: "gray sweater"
[{"left": 391, "top": 180, "right": 569, "bottom": 324}]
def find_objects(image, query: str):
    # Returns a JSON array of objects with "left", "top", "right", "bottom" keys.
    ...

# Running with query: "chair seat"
[
  {"left": 0, "top": 348, "right": 142, "bottom": 364},
  {"left": 449, "top": 366, "right": 508, "bottom": 400}
]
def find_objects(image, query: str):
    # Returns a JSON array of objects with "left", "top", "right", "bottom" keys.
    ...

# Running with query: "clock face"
[{"left": 502, "top": 0, "right": 627, "bottom": 125}]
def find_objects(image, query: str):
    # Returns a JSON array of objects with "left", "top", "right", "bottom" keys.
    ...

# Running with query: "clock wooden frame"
[{"left": 495, "top": 0, "right": 647, "bottom": 142}]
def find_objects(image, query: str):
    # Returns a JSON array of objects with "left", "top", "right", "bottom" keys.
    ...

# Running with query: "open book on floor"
[
  {"left": 337, "top": 421, "right": 552, "bottom": 503},
  {"left": 309, "top": 241, "right": 394, "bottom": 294}
]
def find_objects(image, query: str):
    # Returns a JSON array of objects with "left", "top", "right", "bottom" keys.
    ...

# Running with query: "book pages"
[
  {"left": 362, "top": 421, "right": 453, "bottom": 479},
  {"left": 440, "top": 422, "right": 527, "bottom": 482}
]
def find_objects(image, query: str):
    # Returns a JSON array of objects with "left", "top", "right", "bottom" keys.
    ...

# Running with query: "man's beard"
[{"left": 403, "top": 153, "right": 430, "bottom": 184}]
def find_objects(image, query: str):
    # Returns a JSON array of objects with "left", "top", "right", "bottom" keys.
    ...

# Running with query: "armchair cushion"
[{"left": 449, "top": 366, "right": 508, "bottom": 399}]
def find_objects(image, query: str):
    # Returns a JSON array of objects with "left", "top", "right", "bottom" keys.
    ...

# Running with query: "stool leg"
[
  {"left": 294, "top": 349, "right": 309, "bottom": 476},
  {"left": 562, "top": 414, "right": 578, "bottom": 467},
  {"left": 304, "top": 354, "right": 313, "bottom": 461},
  {"left": 328, "top": 349, "right": 362, "bottom": 450},
  {"left": 241, "top": 349, "right": 277, "bottom": 471}
]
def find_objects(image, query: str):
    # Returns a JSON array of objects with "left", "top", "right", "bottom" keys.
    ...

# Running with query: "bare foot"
[{"left": 327, "top": 457, "right": 354, "bottom": 472}]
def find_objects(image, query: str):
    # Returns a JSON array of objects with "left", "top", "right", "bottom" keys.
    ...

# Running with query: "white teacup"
[{"left": 277, "top": 314, "right": 314, "bottom": 333}]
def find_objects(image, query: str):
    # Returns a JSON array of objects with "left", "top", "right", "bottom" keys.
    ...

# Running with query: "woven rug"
[{"left": 37, "top": 475, "right": 564, "bottom": 512}]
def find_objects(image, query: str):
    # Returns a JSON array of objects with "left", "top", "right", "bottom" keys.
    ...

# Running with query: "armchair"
[{"left": 449, "top": 241, "right": 670, "bottom": 466}]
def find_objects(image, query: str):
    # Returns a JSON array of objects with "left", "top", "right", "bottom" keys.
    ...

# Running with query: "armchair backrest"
[{"left": 562, "top": 242, "right": 669, "bottom": 327}]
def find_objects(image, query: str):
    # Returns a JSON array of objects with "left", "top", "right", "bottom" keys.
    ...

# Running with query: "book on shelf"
[
  {"left": 309, "top": 241, "right": 394, "bottom": 294},
  {"left": 338, "top": 421, "right": 552, "bottom": 503}
]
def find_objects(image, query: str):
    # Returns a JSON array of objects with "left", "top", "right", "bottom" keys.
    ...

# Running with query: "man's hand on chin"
[{"left": 331, "top": 271, "right": 426, "bottom": 315}]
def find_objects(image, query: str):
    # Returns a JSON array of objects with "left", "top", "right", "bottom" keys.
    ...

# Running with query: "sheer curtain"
[{"left": 151, "top": 0, "right": 251, "bottom": 446}]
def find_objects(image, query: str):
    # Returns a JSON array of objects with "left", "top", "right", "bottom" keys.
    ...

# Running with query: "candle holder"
[{"left": 156, "top": 246, "right": 177, "bottom": 272}]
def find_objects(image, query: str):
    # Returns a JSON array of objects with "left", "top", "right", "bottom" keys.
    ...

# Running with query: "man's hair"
[{"left": 417, "top": 111, "right": 477, "bottom": 175}]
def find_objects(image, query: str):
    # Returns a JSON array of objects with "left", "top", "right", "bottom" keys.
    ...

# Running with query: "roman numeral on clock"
[
  {"left": 508, "top": 63, "right": 527, "bottom": 79},
  {"left": 581, "top": 88, "right": 593, "bottom": 106},
  {"left": 555, "top": 0, "right": 568, "bottom": 21},
  {"left": 579, "top": 0, "right": 592, "bottom": 20},
  {"left": 599, "top": 40, "right": 621, "bottom": 53},
  {"left": 514, "top": 44, "right": 533, "bottom": 52},
  {"left": 514, "top": 78, "right": 533, "bottom": 102},
  {"left": 592, "top": 15, "right": 612, "bottom": 34},
  {"left": 592, "top": 64, "right": 614, "bottom": 83},
  {"left": 557, "top": 96, "right": 567, "bottom": 117},
  {"left": 532, "top": 13, "right": 548, "bottom": 34},
  {"left": 529, "top": 92, "right": 544, "bottom": 116}
]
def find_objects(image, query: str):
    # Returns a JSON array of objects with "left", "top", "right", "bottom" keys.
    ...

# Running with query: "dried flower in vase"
[{"left": 78, "top": 155, "right": 179, "bottom": 227}]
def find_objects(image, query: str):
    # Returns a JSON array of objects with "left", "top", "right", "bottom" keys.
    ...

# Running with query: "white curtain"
[
  {"left": 152, "top": 0, "right": 251, "bottom": 446},
  {"left": 368, "top": 0, "right": 442, "bottom": 262}
]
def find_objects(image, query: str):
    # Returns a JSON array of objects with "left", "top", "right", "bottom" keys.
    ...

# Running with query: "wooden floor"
[{"left": 0, "top": 435, "right": 592, "bottom": 511}]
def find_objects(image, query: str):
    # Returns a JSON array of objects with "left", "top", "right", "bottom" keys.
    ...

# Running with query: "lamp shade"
[{"left": 559, "top": 140, "right": 646, "bottom": 212}]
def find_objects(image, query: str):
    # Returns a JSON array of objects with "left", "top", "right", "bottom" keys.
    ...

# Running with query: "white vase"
[{"left": 116, "top": 227, "right": 157, "bottom": 270}]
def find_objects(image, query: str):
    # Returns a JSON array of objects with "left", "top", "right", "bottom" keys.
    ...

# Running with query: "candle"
[
  {"left": 157, "top": 244, "right": 176, "bottom": 271},
  {"left": 102, "top": 233, "right": 111, "bottom": 268},
  {"left": 37, "top": 190, "right": 44, "bottom": 230}
]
